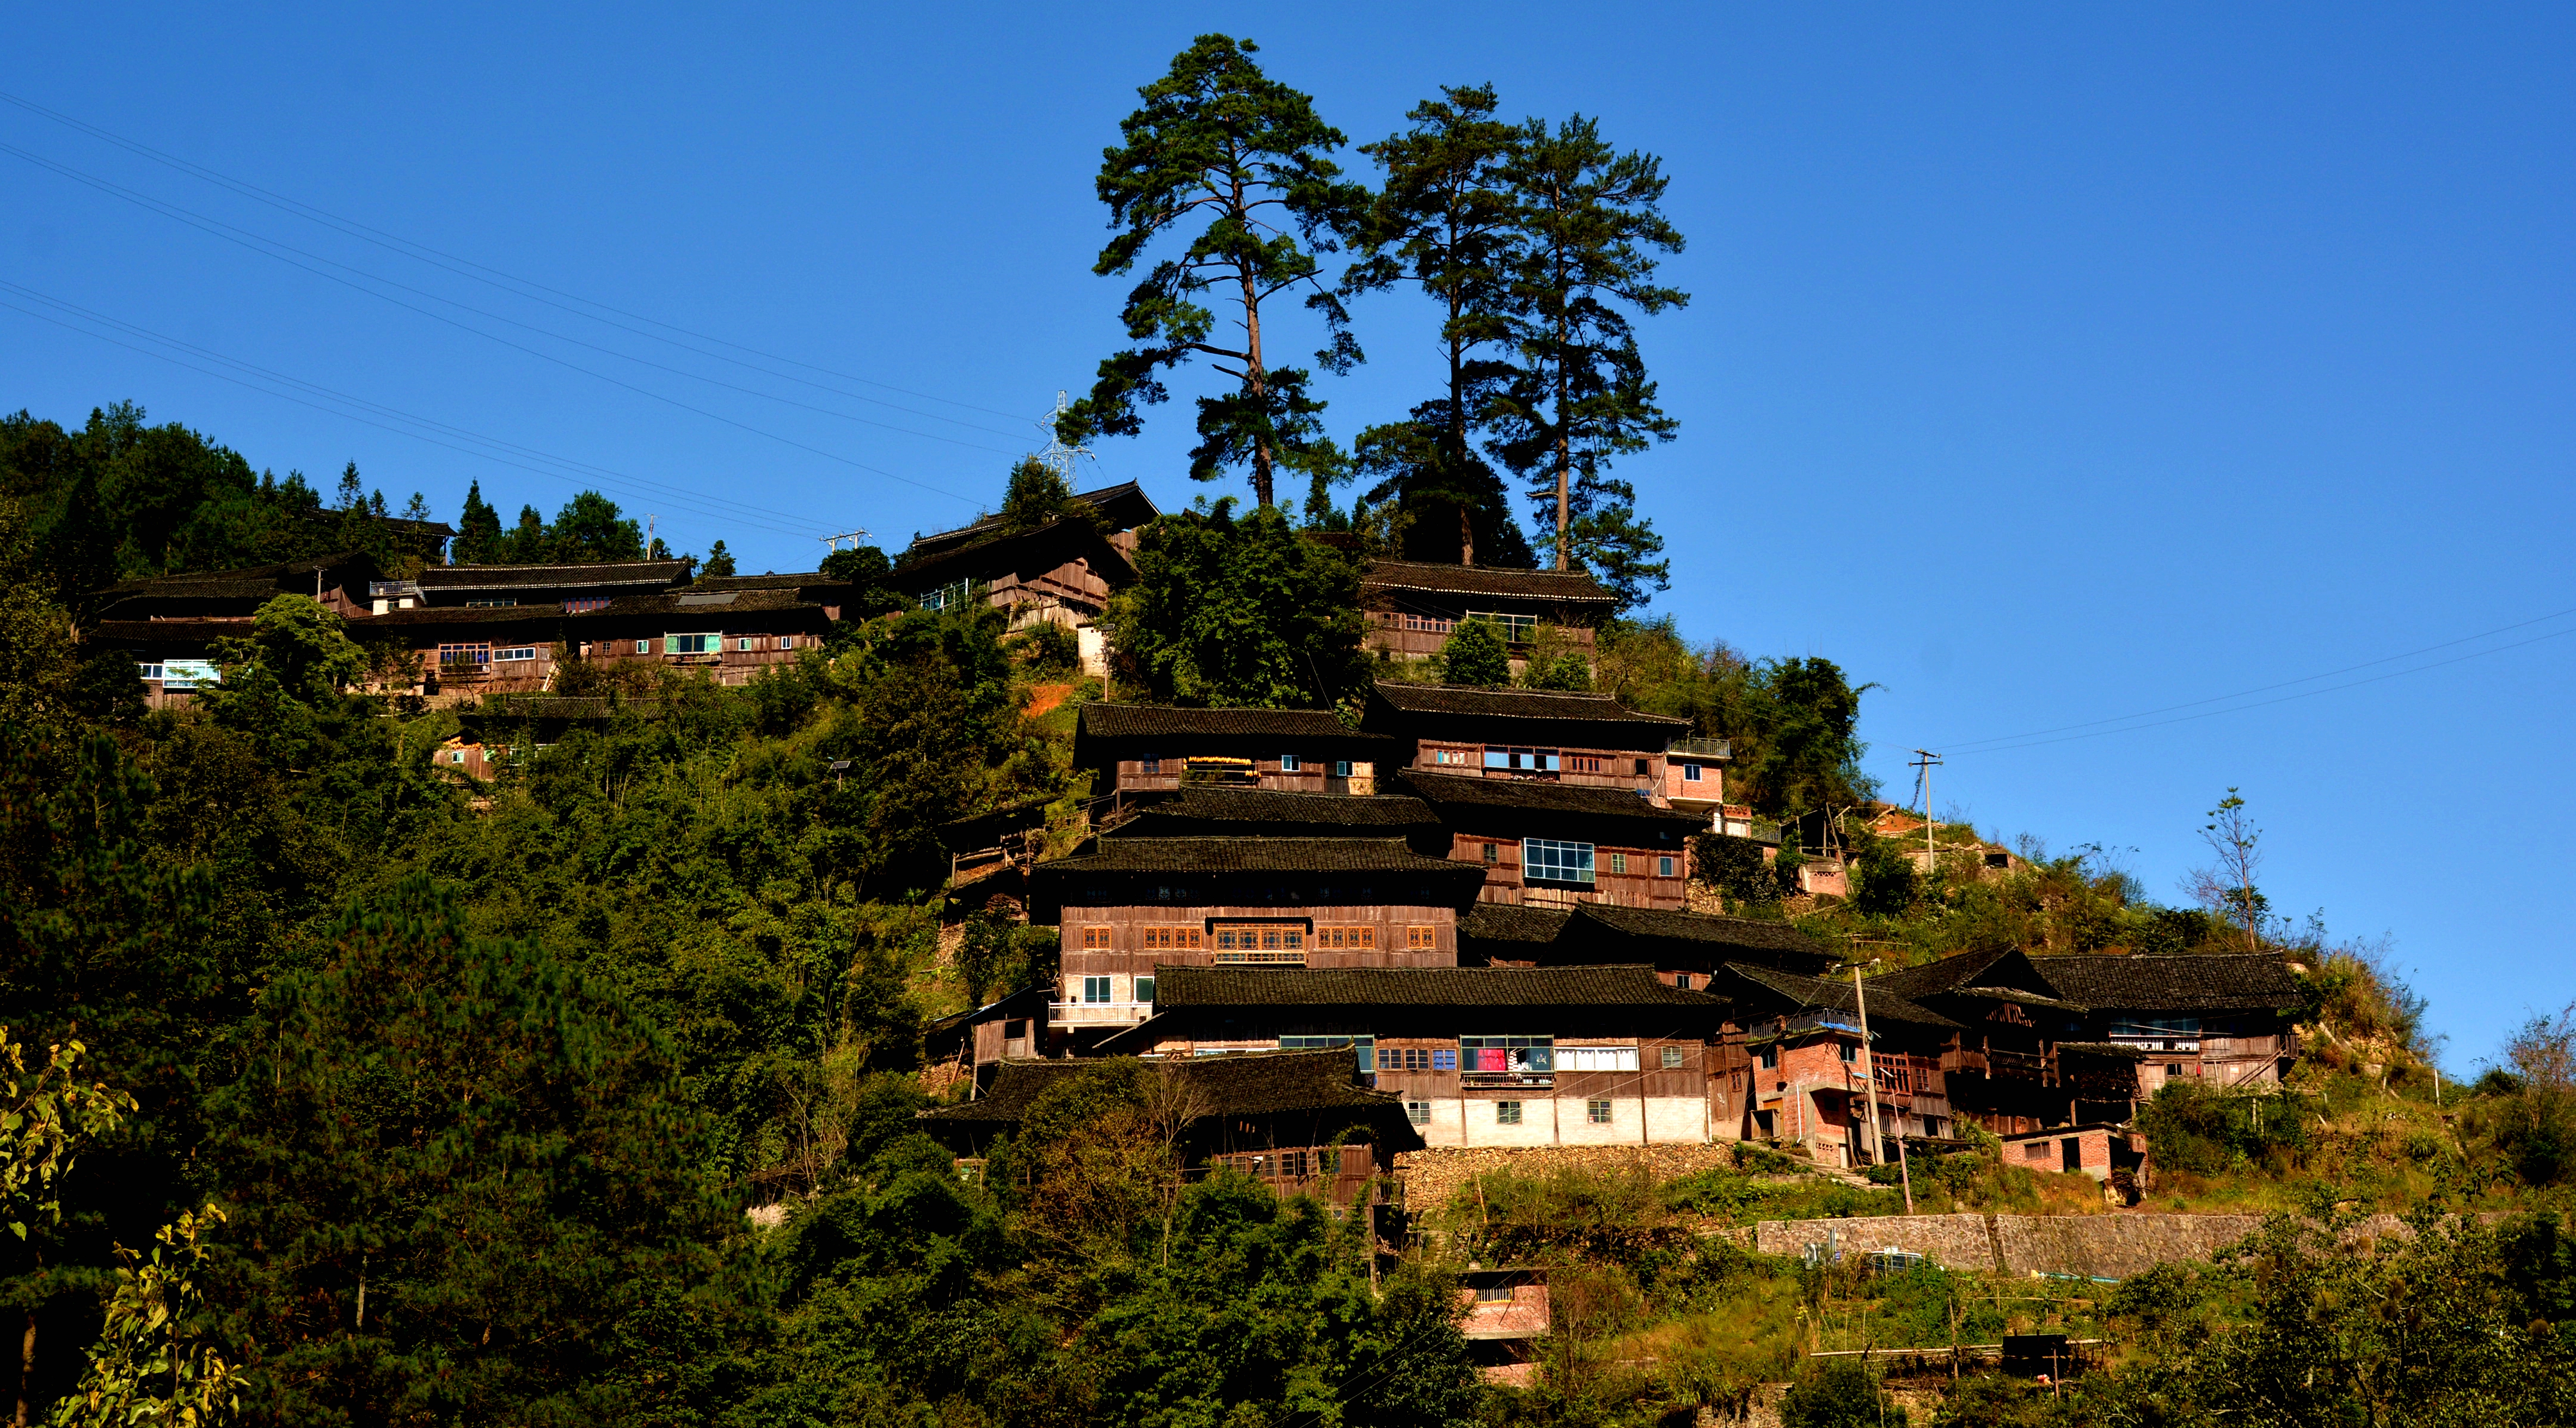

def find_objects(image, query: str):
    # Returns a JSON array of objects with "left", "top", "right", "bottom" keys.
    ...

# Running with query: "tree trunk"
[
  {"left": 1238, "top": 213, "right": 1273, "bottom": 510},
  {"left": 1552, "top": 241, "right": 1572, "bottom": 572},
  {"left": 15, "top": 1309, "right": 34, "bottom": 1428}
]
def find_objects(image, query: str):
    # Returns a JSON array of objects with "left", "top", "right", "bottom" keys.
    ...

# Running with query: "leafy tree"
[
  {"left": 205, "top": 875, "right": 731, "bottom": 1425},
  {"left": 333, "top": 462, "right": 366, "bottom": 511},
  {"left": 1488, "top": 116, "right": 1685, "bottom": 606},
  {"left": 1435, "top": 617, "right": 1510, "bottom": 687},
  {"left": 545, "top": 491, "right": 646, "bottom": 564},
  {"left": 1779, "top": 1356, "right": 1906, "bottom": 1427},
  {"left": 452, "top": 481, "right": 502, "bottom": 564},
  {"left": 818, "top": 544, "right": 911, "bottom": 621},
  {"left": 701, "top": 540, "right": 737, "bottom": 578},
  {"left": 1057, "top": 34, "right": 1370, "bottom": 511},
  {"left": 501, "top": 504, "right": 547, "bottom": 562},
  {"left": 1101, "top": 501, "right": 1366, "bottom": 708},
  {"left": 1348, "top": 85, "right": 1532, "bottom": 567},
  {"left": 45, "top": 1205, "right": 241, "bottom": 1428},
  {"left": 996, "top": 455, "right": 1107, "bottom": 537}
]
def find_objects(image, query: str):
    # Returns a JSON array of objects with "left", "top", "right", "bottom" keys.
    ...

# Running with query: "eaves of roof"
[
  {"left": 1143, "top": 963, "right": 1723, "bottom": 1010},
  {"left": 1396, "top": 770, "right": 1704, "bottom": 824},
  {"left": 1722, "top": 963, "right": 1962, "bottom": 1029},
  {"left": 1358, "top": 559, "right": 1617, "bottom": 605},
  {"left": 416, "top": 561, "right": 688, "bottom": 592},
  {"left": 1078, "top": 703, "right": 1385, "bottom": 744},
  {"left": 1034, "top": 836, "right": 1485, "bottom": 880},
  {"left": 1367, "top": 681, "right": 1691, "bottom": 728}
]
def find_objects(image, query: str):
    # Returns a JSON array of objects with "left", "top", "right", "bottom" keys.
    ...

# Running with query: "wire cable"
[
  {"left": 1, "top": 143, "right": 1017, "bottom": 474},
  {"left": 0, "top": 291, "right": 830, "bottom": 541},
  {"left": 0, "top": 88, "right": 1039, "bottom": 427}
]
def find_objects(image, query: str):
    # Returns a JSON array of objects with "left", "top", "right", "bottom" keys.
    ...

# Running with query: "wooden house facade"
[
  {"left": 1075, "top": 704, "right": 1402, "bottom": 798},
  {"left": 1363, "top": 682, "right": 1693, "bottom": 797},
  {"left": 1358, "top": 561, "right": 1617, "bottom": 670},
  {"left": 1397, "top": 770, "right": 1703, "bottom": 910},
  {"left": 1096, "top": 966, "right": 1727, "bottom": 1148},
  {"left": 893, "top": 482, "right": 1158, "bottom": 673}
]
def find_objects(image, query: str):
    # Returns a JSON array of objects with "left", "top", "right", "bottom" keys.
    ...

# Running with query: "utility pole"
[
  {"left": 1853, "top": 963, "right": 1885, "bottom": 1169},
  {"left": 1909, "top": 750, "right": 1943, "bottom": 881},
  {"left": 818, "top": 529, "right": 872, "bottom": 554}
]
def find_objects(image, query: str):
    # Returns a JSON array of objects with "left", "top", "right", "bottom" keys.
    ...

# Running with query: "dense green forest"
[{"left": 10, "top": 31, "right": 2576, "bottom": 1428}]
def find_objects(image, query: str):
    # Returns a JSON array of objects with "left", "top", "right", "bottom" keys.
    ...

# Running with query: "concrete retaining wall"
[{"left": 1753, "top": 1212, "right": 2265, "bottom": 1278}]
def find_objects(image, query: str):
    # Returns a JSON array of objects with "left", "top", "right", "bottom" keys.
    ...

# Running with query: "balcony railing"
[
  {"left": 1461, "top": 1071, "right": 1555, "bottom": 1090},
  {"left": 1050, "top": 1001, "right": 1154, "bottom": 1025},
  {"left": 1667, "top": 737, "right": 1731, "bottom": 759},
  {"left": 1212, "top": 951, "right": 1306, "bottom": 965}
]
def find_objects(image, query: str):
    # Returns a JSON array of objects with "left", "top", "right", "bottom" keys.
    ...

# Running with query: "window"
[
  {"left": 1557, "top": 1046, "right": 1639, "bottom": 1071},
  {"left": 1460, "top": 1036, "right": 1553, "bottom": 1077},
  {"left": 1634, "top": 758, "right": 1650, "bottom": 776},
  {"left": 1464, "top": 611, "right": 1538, "bottom": 643},
  {"left": 1405, "top": 926, "right": 1436, "bottom": 951},
  {"left": 1523, "top": 838, "right": 1596, "bottom": 885},
  {"left": 1673, "top": 973, "right": 1694, "bottom": 990},
  {"left": 1661, "top": 1047, "right": 1686, "bottom": 1069},
  {"left": 1433, "top": 1049, "right": 1457, "bottom": 1071},
  {"left": 1611, "top": 853, "right": 1629, "bottom": 875},
  {"left": 1431, "top": 747, "right": 1472, "bottom": 766},
  {"left": 438, "top": 643, "right": 492, "bottom": 667},
  {"left": 1495, "top": 1101, "right": 1523, "bottom": 1125},
  {"left": 1135, "top": 976, "right": 1156, "bottom": 1004},
  {"left": 736, "top": 636, "right": 758, "bottom": 651},
  {"left": 1565, "top": 754, "right": 1606, "bottom": 774},
  {"left": 563, "top": 597, "right": 610, "bottom": 614},
  {"left": 1333, "top": 759, "right": 1353, "bottom": 777},
  {"left": 1278, "top": 1150, "right": 1308, "bottom": 1179},
  {"left": 779, "top": 635, "right": 796, "bottom": 649},
  {"left": 2023, "top": 1141, "right": 2051, "bottom": 1162},
  {"left": 1280, "top": 1035, "right": 1374, "bottom": 1071},
  {"left": 464, "top": 597, "right": 517, "bottom": 608},
  {"left": 1658, "top": 856, "right": 1676, "bottom": 877},
  {"left": 1385, "top": 1047, "right": 1436, "bottom": 1071},
  {"left": 1485, "top": 746, "right": 1561, "bottom": 773},
  {"left": 496, "top": 646, "right": 537, "bottom": 662},
  {"left": 1402, "top": 612, "right": 1453, "bottom": 635},
  {"left": 1406, "top": 1101, "right": 1430, "bottom": 1125},
  {"left": 634, "top": 639, "right": 651, "bottom": 654},
  {"left": 1314, "top": 926, "right": 1375, "bottom": 950},
  {"left": 1280, "top": 753, "right": 1301, "bottom": 772},
  {"left": 136, "top": 662, "right": 165, "bottom": 682},
  {"left": 1682, "top": 762, "right": 1703, "bottom": 783},
  {"left": 1482, "top": 842, "right": 1498, "bottom": 865},
  {"left": 1758, "top": 1044, "right": 1778, "bottom": 1070},
  {"left": 1213, "top": 922, "right": 1305, "bottom": 962},
  {"left": 2165, "top": 1063, "right": 2182, "bottom": 1078},
  {"left": 1473, "top": 1280, "right": 1516, "bottom": 1303},
  {"left": 1080, "top": 926, "right": 1114, "bottom": 950},
  {"left": 1081, "top": 976, "right": 1112, "bottom": 1004},
  {"left": 668, "top": 633, "right": 720, "bottom": 655},
  {"left": 1141, "top": 757, "right": 1161, "bottom": 774},
  {"left": 1139, "top": 927, "right": 1203, "bottom": 951},
  {"left": 1587, "top": 1099, "right": 1613, "bottom": 1124},
  {"left": 921, "top": 578, "right": 972, "bottom": 612},
  {"left": 1839, "top": 1041, "right": 1859, "bottom": 1064}
]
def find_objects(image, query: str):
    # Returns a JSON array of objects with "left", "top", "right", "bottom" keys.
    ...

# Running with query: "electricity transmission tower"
[{"left": 1036, "top": 390, "right": 1094, "bottom": 482}]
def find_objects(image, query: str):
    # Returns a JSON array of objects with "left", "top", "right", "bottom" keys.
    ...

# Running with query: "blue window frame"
[{"left": 1523, "top": 838, "right": 1596, "bottom": 886}]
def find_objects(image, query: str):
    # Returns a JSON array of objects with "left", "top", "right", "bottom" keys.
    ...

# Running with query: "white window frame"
[
  {"left": 1523, "top": 838, "right": 1597, "bottom": 886},
  {"left": 1081, "top": 976, "right": 1113, "bottom": 1004},
  {"left": 1280, "top": 753, "right": 1300, "bottom": 772},
  {"left": 1558, "top": 1046, "right": 1639, "bottom": 1072},
  {"left": 634, "top": 639, "right": 650, "bottom": 654},
  {"left": 1682, "top": 762, "right": 1703, "bottom": 782},
  {"left": 496, "top": 646, "right": 538, "bottom": 662},
  {"left": 667, "top": 632, "right": 721, "bottom": 655},
  {"left": 1659, "top": 856, "right": 1677, "bottom": 877}
]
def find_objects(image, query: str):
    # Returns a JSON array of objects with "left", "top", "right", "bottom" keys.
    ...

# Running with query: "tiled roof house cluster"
[{"left": 939, "top": 663, "right": 2311, "bottom": 1182}]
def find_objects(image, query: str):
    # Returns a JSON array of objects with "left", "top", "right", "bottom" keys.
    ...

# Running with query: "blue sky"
[{"left": 7, "top": 5, "right": 2570, "bottom": 1066}]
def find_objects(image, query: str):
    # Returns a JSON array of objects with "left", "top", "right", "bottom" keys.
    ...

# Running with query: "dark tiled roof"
[
  {"left": 1106, "top": 787, "right": 1441, "bottom": 836},
  {"left": 1360, "top": 559, "right": 1617, "bottom": 606},
  {"left": 96, "top": 552, "right": 375, "bottom": 602},
  {"left": 1146, "top": 964, "right": 1720, "bottom": 1010},
  {"left": 1872, "top": 949, "right": 2019, "bottom": 1002},
  {"left": 1036, "top": 837, "right": 1483, "bottom": 879},
  {"left": 1570, "top": 904, "right": 1827, "bottom": 960},
  {"left": 905, "top": 482, "right": 1160, "bottom": 559},
  {"left": 417, "top": 561, "right": 689, "bottom": 592},
  {"left": 1369, "top": 682, "right": 1690, "bottom": 728},
  {"left": 596, "top": 587, "right": 819, "bottom": 617},
  {"left": 1397, "top": 770, "right": 1704, "bottom": 825},
  {"left": 1080, "top": 703, "right": 1361, "bottom": 742},
  {"left": 470, "top": 695, "right": 618, "bottom": 721},
  {"left": 2035, "top": 955, "right": 2304, "bottom": 1013},
  {"left": 1458, "top": 902, "right": 1573, "bottom": 945},
  {"left": 922, "top": 1047, "right": 1403, "bottom": 1124},
  {"left": 691, "top": 572, "right": 850, "bottom": 592},
  {"left": 893, "top": 516, "right": 1133, "bottom": 589},
  {"left": 1722, "top": 964, "right": 1962, "bottom": 1028},
  {"left": 91, "top": 618, "right": 250, "bottom": 645}
]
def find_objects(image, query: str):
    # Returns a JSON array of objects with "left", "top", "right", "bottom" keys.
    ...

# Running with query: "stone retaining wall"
[
  {"left": 1394, "top": 1142, "right": 1756, "bottom": 1214},
  {"left": 1753, "top": 1212, "right": 2265, "bottom": 1278}
]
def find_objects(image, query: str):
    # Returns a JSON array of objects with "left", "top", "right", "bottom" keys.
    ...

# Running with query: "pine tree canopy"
[{"left": 1058, "top": 35, "right": 1369, "bottom": 513}]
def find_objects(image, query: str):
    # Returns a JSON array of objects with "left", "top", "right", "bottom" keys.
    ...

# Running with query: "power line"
[
  {"left": 0, "top": 87, "right": 1036, "bottom": 427},
  {"left": 0, "top": 143, "right": 1014, "bottom": 477},
  {"left": 1942, "top": 619, "right": 2576, "bottom": 758},
  {"left": 0, "top": 287, "right": 832, "bottom": 542}
]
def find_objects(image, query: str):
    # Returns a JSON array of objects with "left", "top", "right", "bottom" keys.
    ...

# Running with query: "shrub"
[
  {"left": 1780, "top": 1356, "right": 1906, "bottom": 1427},
  {"left": 1434, "top": 616, "right": 1510, "bottom": 687}
]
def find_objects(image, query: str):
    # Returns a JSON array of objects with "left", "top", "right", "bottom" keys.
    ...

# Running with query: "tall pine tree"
[
  {"left": 1348, "top": 84, "right": 1531, "bottom": 567},
  {"left": 1057, "top": 35, "right": 1369, "bottom": 512},
  {"left": 1489, "top": 115, "right": 1685, "bottom": 607},
  {"left": 453, "top": 481, "right": 501, "bottom": 565}
]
